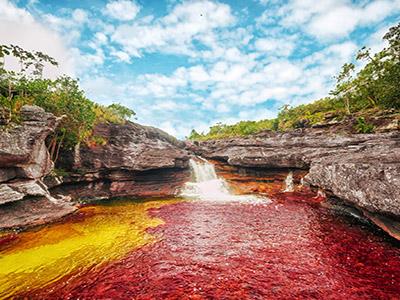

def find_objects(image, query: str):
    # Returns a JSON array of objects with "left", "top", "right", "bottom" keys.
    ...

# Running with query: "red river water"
[
  {"left": 17, "top": 197, "right": 400, "bottom": 299},
  {"left": 1, "top": 160, "right": 399, "bottom": 299}
]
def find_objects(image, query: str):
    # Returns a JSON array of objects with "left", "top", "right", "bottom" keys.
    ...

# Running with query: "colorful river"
[{"left": 0, "top": 194, "right": 399, "bottom": 299}]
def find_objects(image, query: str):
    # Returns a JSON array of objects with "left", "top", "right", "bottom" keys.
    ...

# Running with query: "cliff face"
[
  {"left": 0, "top": 106, "right": 76, "bottom": 229},
  {"left": 0, "top": 106, "right": 190, "bottom": 229},
  {"left": 54, "top": 122, "right": 190, "bottom": 201},
  {"left": 190, "top": 129, "right": 400, "bottom": 237}
]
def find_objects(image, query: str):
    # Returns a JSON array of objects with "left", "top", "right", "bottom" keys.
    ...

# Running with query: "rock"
[
  {"left": 56, "top": 122, "right": 190, "bottom": 200},
  {"left": 0, "top": 168, "right": 16, "bottom": 183},
  {"left": 0, "top": 105, "right": 75, "bottom": 229},
  {"left": 211, "top": 159, "right": 308, "bottom": 196},
  {"left": 305, "top": 148, "right": 400, "bottom": 216},
  {"left": 0, "top": 105, "right": 190, "bottom": 229},
  {"left": 0, "top": 105, "right": 57, "bottom": 178},
  {"left": 192, "top": 129, "right": 398, "bottom": 170},
  {"left": 376, "top": 118, "right": 399, "bottom": 132},
  {"left": 43, "top": 173, "right": 64, "bottom": 189},
  {"left": 192, "top": 129, "right": 400, "bottom": 235},
  {"left": 0, "top": 107, "right": 10, "bottom": 125},
  {"left": 0, "top": 196, "right": 76, "bottom": 230},
  {"left": 0, "top": 185, "right": 25, "bottom": 204}
]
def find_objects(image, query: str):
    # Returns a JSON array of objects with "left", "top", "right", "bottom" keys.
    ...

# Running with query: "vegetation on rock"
[
  {"left": 0, "top": 44, "right": 134, "bottom": 161},
  {"left": 189, "top": 23, "right": 400, "bottom": 141}
]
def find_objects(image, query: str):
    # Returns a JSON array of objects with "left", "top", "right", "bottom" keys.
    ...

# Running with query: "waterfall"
[
  {"left": 181, "top": 158, "right": 268, "bottom": 203},
  {"left": 284, "top": 171, "right": 294, "bottom": 192}
]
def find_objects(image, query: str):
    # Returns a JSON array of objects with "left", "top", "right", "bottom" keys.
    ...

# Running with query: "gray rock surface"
[
  {"left": 0, "top": 105, "right": 57, "bottom": 179},
  {"left": 57, "top": 122, "right": 190, "bottom": 200},
  {"left": 0, "top": 105, "right": 76, "bottom": 229},
  {"left": 191, "top": 129, "right": 400, "bottom": 217}
]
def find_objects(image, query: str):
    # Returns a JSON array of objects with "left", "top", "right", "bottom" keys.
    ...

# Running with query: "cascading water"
[
  {"left": 284, "top": 171, "right": 294, "bottom": 192},
  {"left": 181, "top": 158, "right": 267, "bottom": 203}
]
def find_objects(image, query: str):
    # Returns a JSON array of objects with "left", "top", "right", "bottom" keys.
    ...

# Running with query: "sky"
[{"left": 0, "top": 0, "right": 399, "bottom": 138}]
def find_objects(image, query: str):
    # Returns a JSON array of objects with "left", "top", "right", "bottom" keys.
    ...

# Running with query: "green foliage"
[
  {"left": 52, "top": 168, "right": 71, "bottom": 177},
  {"left": 190, "top": 23, "right": 400, "bottom": 141},
  {"left": 188, "top": 129, "right": 202, "bottom": 140},
  {"left": 0, "top": 44, "right": 58, "bottom": 77},
  {"left": 188, "top": 119, "right": 277, "bottom": 140},
  {"left": 107, "top": 103, "right": 135, "bottom": 120},
  {"left": 0, "top": 44, "right": 135, "bottom": 162},
  {"left": 355, "top": 117, "right": 375, "bottom": 133}
]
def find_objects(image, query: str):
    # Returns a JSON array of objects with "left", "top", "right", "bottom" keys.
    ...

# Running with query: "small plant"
[
  {"left": 86, "top": 135, "right": 107, "bottom": 147},
  {"left": 52, "top": 168, "right": 70, "bottom": 177},
  {"left": 355, "top": 117, "right": 375, "bottom": 133}
]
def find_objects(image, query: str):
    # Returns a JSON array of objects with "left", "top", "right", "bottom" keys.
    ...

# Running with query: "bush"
[{"left": 355, "top": 117, "right": 375, "bottom": 133}]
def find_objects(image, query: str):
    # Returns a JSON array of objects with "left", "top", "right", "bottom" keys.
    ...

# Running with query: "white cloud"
[
  {"left": 0, "top": 0, "right": 75, "bottom": 77},
  {"left": 111, "top": 50, "right": 130, "bottom": 62},
  {"left": 1, "top": 0, "right": 396, "bottom": 139},
  {"left": 105, "top": 0, "right": 140, "bottom": 21},
  {"left": 307, "top": 6, "right": 359, "bottom": 39},
  {"left": 254, "top": 38, "right": 295, "bottom": 56},
  {"left": 258, "top": 0, "right": 400, "bottom": 40},
  {"left": 111, "top": 0, "right": 235, "bottom": 58},
  {"left": 72, "top": 9, "right": 88, "bottom": 24}
]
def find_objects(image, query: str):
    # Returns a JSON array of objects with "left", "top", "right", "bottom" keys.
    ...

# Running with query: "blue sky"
[{"left": 1, "top": 0, "right": 399, "bottom": 137}]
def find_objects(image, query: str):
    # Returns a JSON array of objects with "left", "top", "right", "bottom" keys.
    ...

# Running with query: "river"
[{"left": 0, "top": 159, "right": 399, "bottom": 299}]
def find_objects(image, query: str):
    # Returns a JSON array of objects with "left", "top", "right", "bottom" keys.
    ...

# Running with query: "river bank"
[
  {"left": 189, "top": 128, "right": 400, "bottom": 240},
  {"left": 1, "top": 105, "right": 399, "bottom": 241}
]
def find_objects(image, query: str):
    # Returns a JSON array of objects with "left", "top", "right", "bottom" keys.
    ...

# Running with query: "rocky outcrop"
[
  {"left": 190, "top": 129, "right": 400, "bottom": 238},
  {"left": 54, "top": 122, "right": 190, "bottom": 201},
  {"left": 0, "top": 106, "right": 76, "bottom": 229},
  {"left": 0, "top": 106, "right": 190, "bottom": 230},
  {"left": 305, "top": 146, "right": 400, "bottom": 216}
]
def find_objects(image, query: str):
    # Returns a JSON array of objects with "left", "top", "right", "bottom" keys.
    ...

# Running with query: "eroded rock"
[
  {"left": 0, "top": 106, "right": 76, "bottom": 229},
  {"left": 191, "top": 129, "right": 400, "bottom": 228},
  {"left": 56, "top": 122, "right": 190, "bottom": 200}
]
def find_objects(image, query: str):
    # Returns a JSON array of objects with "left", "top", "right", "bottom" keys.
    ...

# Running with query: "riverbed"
[{"left": 0, "top": 194, "right": 399, "bottom": 299}]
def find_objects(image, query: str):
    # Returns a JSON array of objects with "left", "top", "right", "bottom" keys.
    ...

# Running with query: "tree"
[
  {"left": 331, "top": 63, "right": 355, "bottom": 114},
  {"left": 0, "top": 44, "right": 137, "bottom": 163},
  {"left": 188, "top": 129, "right": 202, "bottom": 140},
  {"left": 107, "top": 103, "right": 135, "bottom": 120}
]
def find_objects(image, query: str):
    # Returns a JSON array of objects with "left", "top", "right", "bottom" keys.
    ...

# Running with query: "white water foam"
[
  {"left": 284, "top": 171, "right": 294, "bottom": 192},
  {"left": 181, "top": 158, "right": 269, "bottom": 204}
]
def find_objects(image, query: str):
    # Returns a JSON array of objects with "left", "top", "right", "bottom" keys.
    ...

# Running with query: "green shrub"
[{"left": 355, "top": 117, "right": 375, "bottom": 133}]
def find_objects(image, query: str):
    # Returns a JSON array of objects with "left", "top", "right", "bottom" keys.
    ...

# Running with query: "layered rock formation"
[
  {"left": 0, "top": 106, "right": 190, "bottom": 229},
  {"left": 190, "top": 129, "right": 400, "bottom": 238},
  {"left": 54, "top": 122, "right": 190, "bottom": 201},
  {"left": 0, "top": 106, "right": 76, "bottom": 229}
]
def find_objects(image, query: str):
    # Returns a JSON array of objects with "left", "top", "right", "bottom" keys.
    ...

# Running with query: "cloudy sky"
[{"left": 1, "top": 0, "right": 399, "bottom": 137}]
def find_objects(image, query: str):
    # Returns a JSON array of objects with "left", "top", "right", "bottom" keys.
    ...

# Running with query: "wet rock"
[
  {"left": 192, "top": 129, "right": 400, "bottom": 227},
  {"left": 305, "top": 148, "right": 400, "bottom": 216},
  {"left": 0, "top": 196, "right": 76, "bottom": 229}
]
